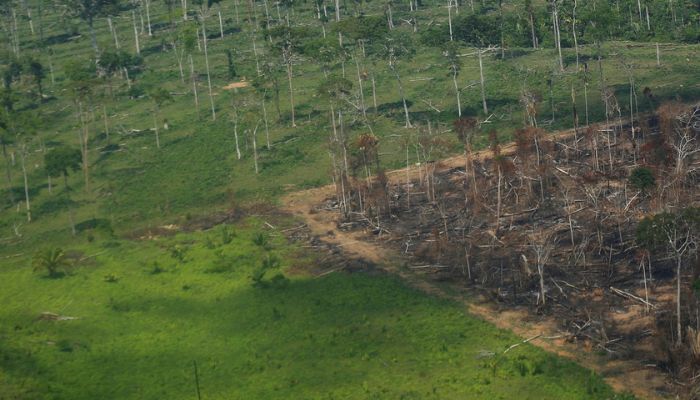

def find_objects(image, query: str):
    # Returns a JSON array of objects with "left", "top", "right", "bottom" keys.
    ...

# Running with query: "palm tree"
[{"left": 32, "top": 248, "right": 70, "bottom": 278}]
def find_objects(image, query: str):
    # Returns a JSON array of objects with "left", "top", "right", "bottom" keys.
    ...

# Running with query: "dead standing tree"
[
  {"left": 637, "top": 208, "right": 700, "bottom": 345},
  {"left": 318, "top": 75, "right": 354, "bottom": 214},
  {"left": 529, "top": 229, "right": 558, "bottom": 307},
  {"left": 656, "top": 103, "right": 700, "bottom": 207},
  {"left": 454, "top": 117, "right": 478, "bottom": 207}
]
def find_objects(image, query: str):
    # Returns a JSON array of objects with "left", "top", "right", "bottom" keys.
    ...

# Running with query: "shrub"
[
  {"left": 629, "top": 167, "right": 656, "bottom": 192},
  {"left": 251, "top": 255, "right": 281, "bottom": 287},
  {"left": 252, "top": 232, "right": 269, "bottom": 249},
  {"left": 32, "top": 248, "right": 70, "bottom": 278},
  {"left": 170, "top": 245, "right": 187, "bottom": 263},
  {"left": 149, "top": 261, "right": 166, "bottom": 275},
  {"left": 220, "top": 225, "right": 236, "bottom": 245}
]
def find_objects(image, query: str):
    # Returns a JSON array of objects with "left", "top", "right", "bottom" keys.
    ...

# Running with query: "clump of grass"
[
  {"left": 169, "top": 245, "right": 188, "bottom": 263},
  {"left": 220, "top": 225, "right": 236, "bottom": 245},
  {"left": 252, "top": 232, "right": 271, "bottom": 250},
  {"left": 205, "top": 252, "right": 234, "bottom": 274},
  {"left": 251, "top": 254, "right": 282, "bottom": 287},
  {"left": 148, "top": 261, "right": 166, "bottom": 275}
]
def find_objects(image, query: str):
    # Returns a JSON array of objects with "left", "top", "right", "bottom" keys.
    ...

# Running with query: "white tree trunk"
[
  {"left": 371, "top": 73, "right": 377, "bottom": 111},
  {"left": 20, "top": 147, "right": 30, "bottom": 222},
  {"left": 285, "top": 54, "right": 296, "bottom": 127},
  {"left": 103, "top": 104, "right": 110, "bottom": 143},
  {"left": 252, "top": 123, "right": 259, "bottom": 173},
  {"left": 233, "top": 120, "right": 241, "bottom": 159},
  {"left": 108, "top": 16, "right": 120, "bottom": 49},
  {"left": 552, "top": 2, "right": 563, "bottom": 72},
  {"left": 27, "top": 7, "right": 35, "bottom": 36},
  {"left": 218, "top": 11, "right": 224, "bottom": 38},
  {"left": 677, "top": 254, "right": 683, "bottom": 345},
  {"left": 390, "top": 64, "right": 411, "bottom": 128},
  {"left": 572, "top": 0, "right": 579, "bottom": 70},
  {"left": 447, "top": 0, "right": 453, "bottom": 41},
  {"left": 262, "top": 97, "right": 270, "bottom": 149},
  {"left": 252, "top": 35, "right": 261, "bottom": 75},
  {"left": 355, "top": 57, "right": 366, "bottom": 118},
  {"left": 478, "top": 50, "right": 488, "bottom": 114},
  {"left": 174, "top": 43, "right": 185, "bottom": 83},
  {"left": 452, "top": 68, "right": 461, "bottom": 117},
  {"left": 201, "top": 20, "right": 216, "bottom": 120},
  {"left": 153, "top": 110, "right": 160, "bottom": 148},
  {"left": 189, "top": 55, "right": 200, "bottom": 115},
  {"left": 132, "top": 11, "right": 141, "bottom": 54},
  {"left": 145, "top": 0, "right": 152, "bottom": 36},
  {"left": 12, "top": 9, "right": 20, "bottom": 56},
  {"left": 656, "top": 43, "right": 661, "bottom": 67}
]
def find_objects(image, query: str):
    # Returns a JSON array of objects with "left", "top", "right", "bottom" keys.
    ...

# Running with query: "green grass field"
[{"left": 0, "top": 219, "right": 631, "bottom": 399}]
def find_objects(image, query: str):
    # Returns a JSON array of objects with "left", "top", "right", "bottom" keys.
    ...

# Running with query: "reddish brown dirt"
[{"left": 222, "top": 81, "right": 250, "bottom": 90}]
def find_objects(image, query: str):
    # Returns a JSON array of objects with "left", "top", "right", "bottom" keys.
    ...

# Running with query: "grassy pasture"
[{"left": 0, "top": 219, "right": 630, "bottom": 399}]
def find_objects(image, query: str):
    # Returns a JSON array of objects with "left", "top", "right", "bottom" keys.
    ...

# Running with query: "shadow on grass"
[{"left": 61, "top": 272, "right": 621, "bottom": 399}]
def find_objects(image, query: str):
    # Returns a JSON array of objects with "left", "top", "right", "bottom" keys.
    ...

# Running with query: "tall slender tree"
[
  {"left": 374, "top": 31, "right": 415, "bottom": 128},
  {"left": 59, "top": 0, "right": 120, "bottom": 58},
  {"left": 44, "top": 146, "right": 81, "bottom": 234}
]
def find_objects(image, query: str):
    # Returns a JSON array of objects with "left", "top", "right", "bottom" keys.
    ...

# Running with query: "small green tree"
[
  {"left": 26, "top": 58, "right": 45, "bottom": 101},
  {"left": 64, "top": 59, "right": 98, "bottom": 101},
  {"left": 32, "top": 248, "right": 70, "bottom": 278},
  {"left": 2, "top": 59, "right": 22, "bottom": 110},
  {"left": 629, "top": 167, "right": 656, "bottom": 192},
  {"left": 225, "top": 49, "right": 237, "bottom": 80},
  {"left": 2, "top": 59, "right": 22, "bottom": 91},
  {"left": 44, "top": 146, "right": 82, "bottom": 234},
  {"left": 98, "top": 50, "right": 141, "bottom": 96},
  {"left": 254, "top": 60, "right": 283, "bottom": 121},
  {"left": 148, "top": 88, "right": 173, "bottom": 148},
  {"left": 59, "top": 0, "right": 121, "bottom": 57},
  {"left": 45, "top": 146, "right": 82, "bottom": 189}
]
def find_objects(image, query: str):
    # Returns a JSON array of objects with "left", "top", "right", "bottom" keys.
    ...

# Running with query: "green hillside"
[{"left": 1, "top": 0, "right": 698, "bottom": 398}]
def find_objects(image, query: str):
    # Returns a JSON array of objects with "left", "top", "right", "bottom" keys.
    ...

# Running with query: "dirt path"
[{"left": 281, "top": 128, "right": 671, "bottom": 399}]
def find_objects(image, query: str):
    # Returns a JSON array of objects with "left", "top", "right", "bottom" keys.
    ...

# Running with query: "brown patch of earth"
[{"left": 222, "top": 81, "right": 250, "bottom": 90}]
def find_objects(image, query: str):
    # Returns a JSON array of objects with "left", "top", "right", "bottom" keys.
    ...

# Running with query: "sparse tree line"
[{"left": 0, "top": 0, "right": 698, "bottom": 234}]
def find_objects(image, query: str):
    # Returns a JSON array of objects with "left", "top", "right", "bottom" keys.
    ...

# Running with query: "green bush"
[{"left": 629, "top": 167, "right": 655, "bottom": 191}]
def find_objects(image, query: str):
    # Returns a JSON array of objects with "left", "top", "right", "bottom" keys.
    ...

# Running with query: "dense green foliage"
[{"left": 628, "top": 166, "right": 656, "bottom": 191}]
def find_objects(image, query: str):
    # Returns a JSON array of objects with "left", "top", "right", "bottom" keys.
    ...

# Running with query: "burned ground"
[{"left": 318, "top": 104, "right": 700, "bottom": 398}]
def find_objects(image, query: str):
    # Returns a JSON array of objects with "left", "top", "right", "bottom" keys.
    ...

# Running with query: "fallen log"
[
  {"left": 38, "top": 312, "right": 78, "bottom": 321},
  {"left": 609, "top": 286, "right": 656, "bottom": 309},
  {"left": 504, "top": 334, "right": 542, "bottom": 353}
]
